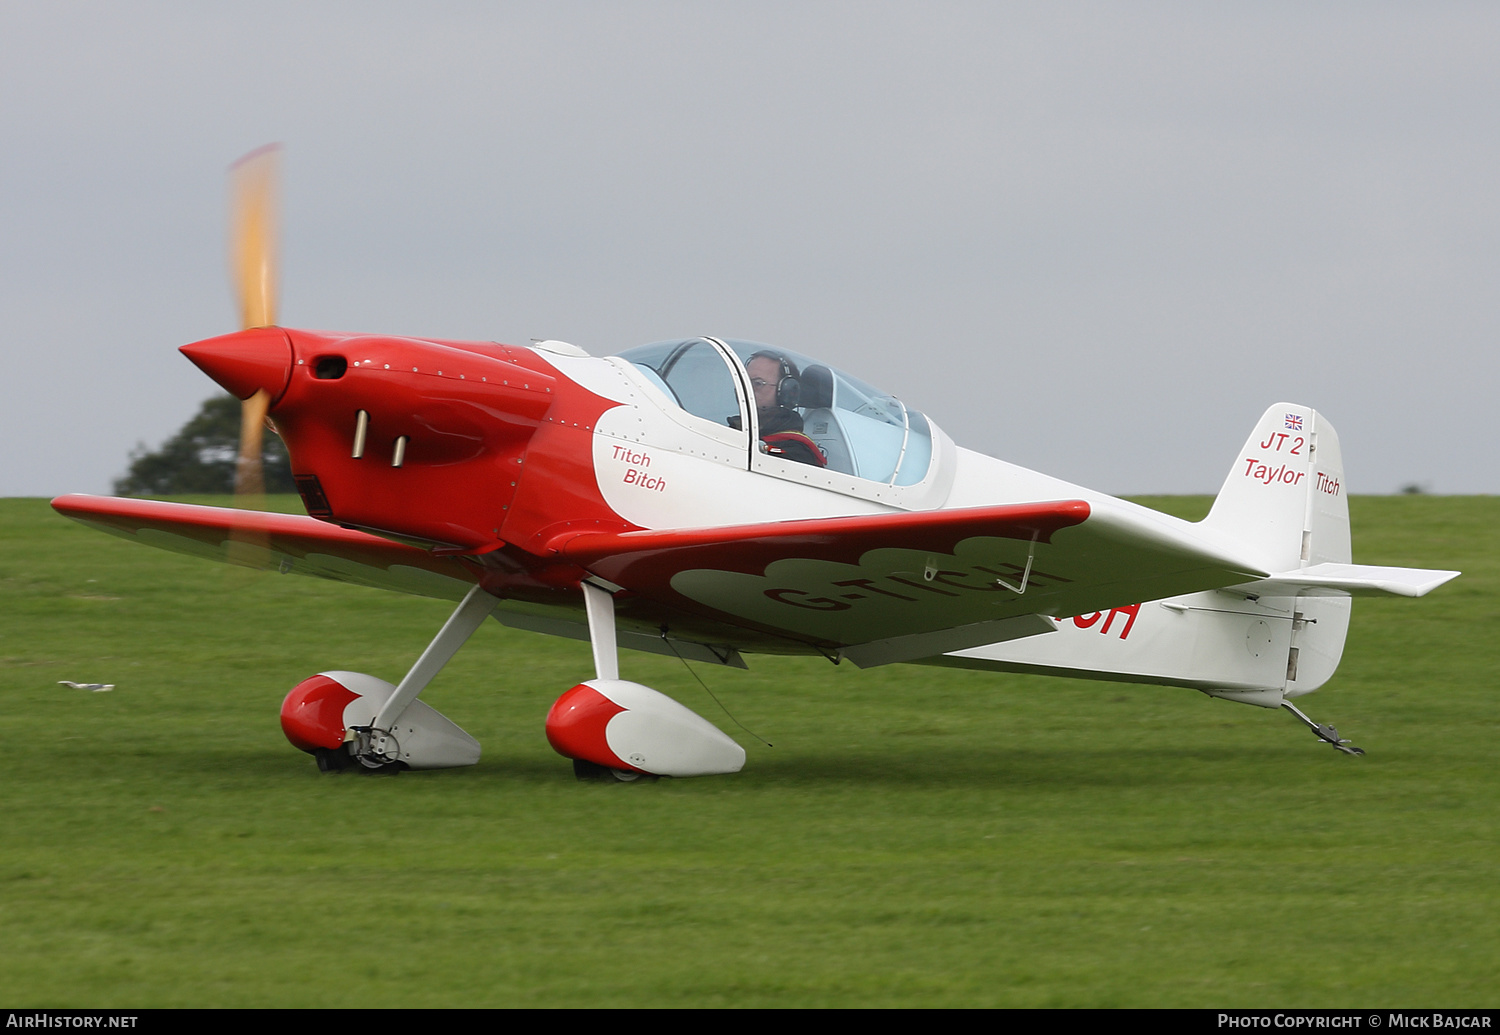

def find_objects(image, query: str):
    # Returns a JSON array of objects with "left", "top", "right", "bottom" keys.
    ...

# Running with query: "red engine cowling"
[{"left": 280, "top": 671, "right": 480, "bottom": 770}]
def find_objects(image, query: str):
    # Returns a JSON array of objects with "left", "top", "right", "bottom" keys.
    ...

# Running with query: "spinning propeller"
[{"left": 227, "top": 143, "right": 282, "bottom": 501}]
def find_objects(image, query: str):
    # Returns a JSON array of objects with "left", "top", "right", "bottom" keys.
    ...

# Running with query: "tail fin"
[{"left": 1201, "top": 402, "right": 1350, "bottom": 573}]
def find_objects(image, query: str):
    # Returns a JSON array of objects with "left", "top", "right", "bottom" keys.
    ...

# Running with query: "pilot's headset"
[{"left": 748, "top": 350, "right": 801, "bottom": 410}]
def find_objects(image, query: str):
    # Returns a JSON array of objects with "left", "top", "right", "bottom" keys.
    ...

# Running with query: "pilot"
[{"left": 744, "top": 351, "right": 826, "bottom": 467}]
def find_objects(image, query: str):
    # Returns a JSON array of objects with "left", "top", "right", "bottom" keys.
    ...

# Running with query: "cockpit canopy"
[{"left": 615, "top": 338, "right": 934, "bottom": 487}]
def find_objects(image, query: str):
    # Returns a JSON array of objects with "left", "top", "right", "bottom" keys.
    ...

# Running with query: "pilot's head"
[{"left": 747, "top": 351, "right": 800, "bottom": 411}]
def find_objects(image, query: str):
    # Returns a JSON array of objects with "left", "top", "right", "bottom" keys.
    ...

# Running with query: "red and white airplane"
[{"left": 52, "top": 148, "right": 1459, "bottom": 779}]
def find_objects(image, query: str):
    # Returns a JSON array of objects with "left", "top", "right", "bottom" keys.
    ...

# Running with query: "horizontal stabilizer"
[{"left": 1241, "top": 562, "right": 1461, "bottom": 598}]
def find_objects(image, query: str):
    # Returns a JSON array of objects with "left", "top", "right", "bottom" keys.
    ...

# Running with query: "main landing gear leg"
[
  {"left": 581, "top": 580, "right": 620, "bottom": 682},
  {"left": 1281, "top": 700, "right": 1366, "bottom": 756},
  {"left": 353, "top": 584, "right": 497, "bottom": 766}
]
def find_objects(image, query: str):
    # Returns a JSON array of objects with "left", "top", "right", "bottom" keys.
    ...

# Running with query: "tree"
[{"left": 114, "top": 393, "right": 296, "bottom": 496}]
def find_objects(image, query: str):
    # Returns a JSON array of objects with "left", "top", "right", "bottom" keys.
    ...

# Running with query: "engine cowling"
[
  {"left": 280, "top": 671, "right": 480, "bottom": 770},
  {"left": 545, "top": 679, "right": 745, "bottom": 777}
]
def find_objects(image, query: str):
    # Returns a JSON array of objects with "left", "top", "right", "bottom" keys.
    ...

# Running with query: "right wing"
[{"left": 51, "top": 495, "right": 478, "bottom": 602}]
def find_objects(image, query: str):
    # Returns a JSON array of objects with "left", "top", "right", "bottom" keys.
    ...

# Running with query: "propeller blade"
[
  {"left": 226, "top": 144, "right": 282, "bottom": 506},
  {"left": 227, "top": 386, "right": 273, "bottom": 574},
  {"left": 235, "top": 388, "right": 270, "bottom": 498},
  {"left": 229, "top": 143, "right": 281, "bottom": 330}
]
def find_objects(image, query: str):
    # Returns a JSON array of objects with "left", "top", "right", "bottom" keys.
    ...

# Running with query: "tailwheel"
[{"left": 1281, "top": 700, "right": 1366, "bottom": 756}]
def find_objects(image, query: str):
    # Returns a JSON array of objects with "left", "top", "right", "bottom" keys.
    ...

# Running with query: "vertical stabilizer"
[{"left": 1202, "top": 403, "right": 1350, "bottom": 572}]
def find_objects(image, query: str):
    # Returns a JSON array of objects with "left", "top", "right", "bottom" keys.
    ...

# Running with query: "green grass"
[{"left": 1, "top": 495, "right": 1495, "bottom": 1006}]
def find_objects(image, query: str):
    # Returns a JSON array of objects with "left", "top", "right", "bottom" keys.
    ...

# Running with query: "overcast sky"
[{"left": 4, "top": 2, "right": 1496, "bottom": 499}]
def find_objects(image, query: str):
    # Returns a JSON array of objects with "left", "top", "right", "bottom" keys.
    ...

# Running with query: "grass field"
[{"left": 1, "top": 494, "right": 1495, "bottom": 1007}]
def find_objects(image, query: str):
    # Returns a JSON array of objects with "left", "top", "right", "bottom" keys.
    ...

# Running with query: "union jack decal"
[{"left": 1285, "top": 414, "right": 1303, "bottom": 430}]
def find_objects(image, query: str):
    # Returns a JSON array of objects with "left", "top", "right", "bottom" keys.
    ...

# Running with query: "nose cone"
[{"left": 180, "top": 327, "right": 294, "bottom": 403}]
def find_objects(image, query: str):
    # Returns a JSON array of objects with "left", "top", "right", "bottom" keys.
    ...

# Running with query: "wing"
[
  {"left": 51, "top": 494, "right": 478, "bottom": 602},
  {"left": 551, "top": 500, "right": 1268, "bottom": 667}
]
